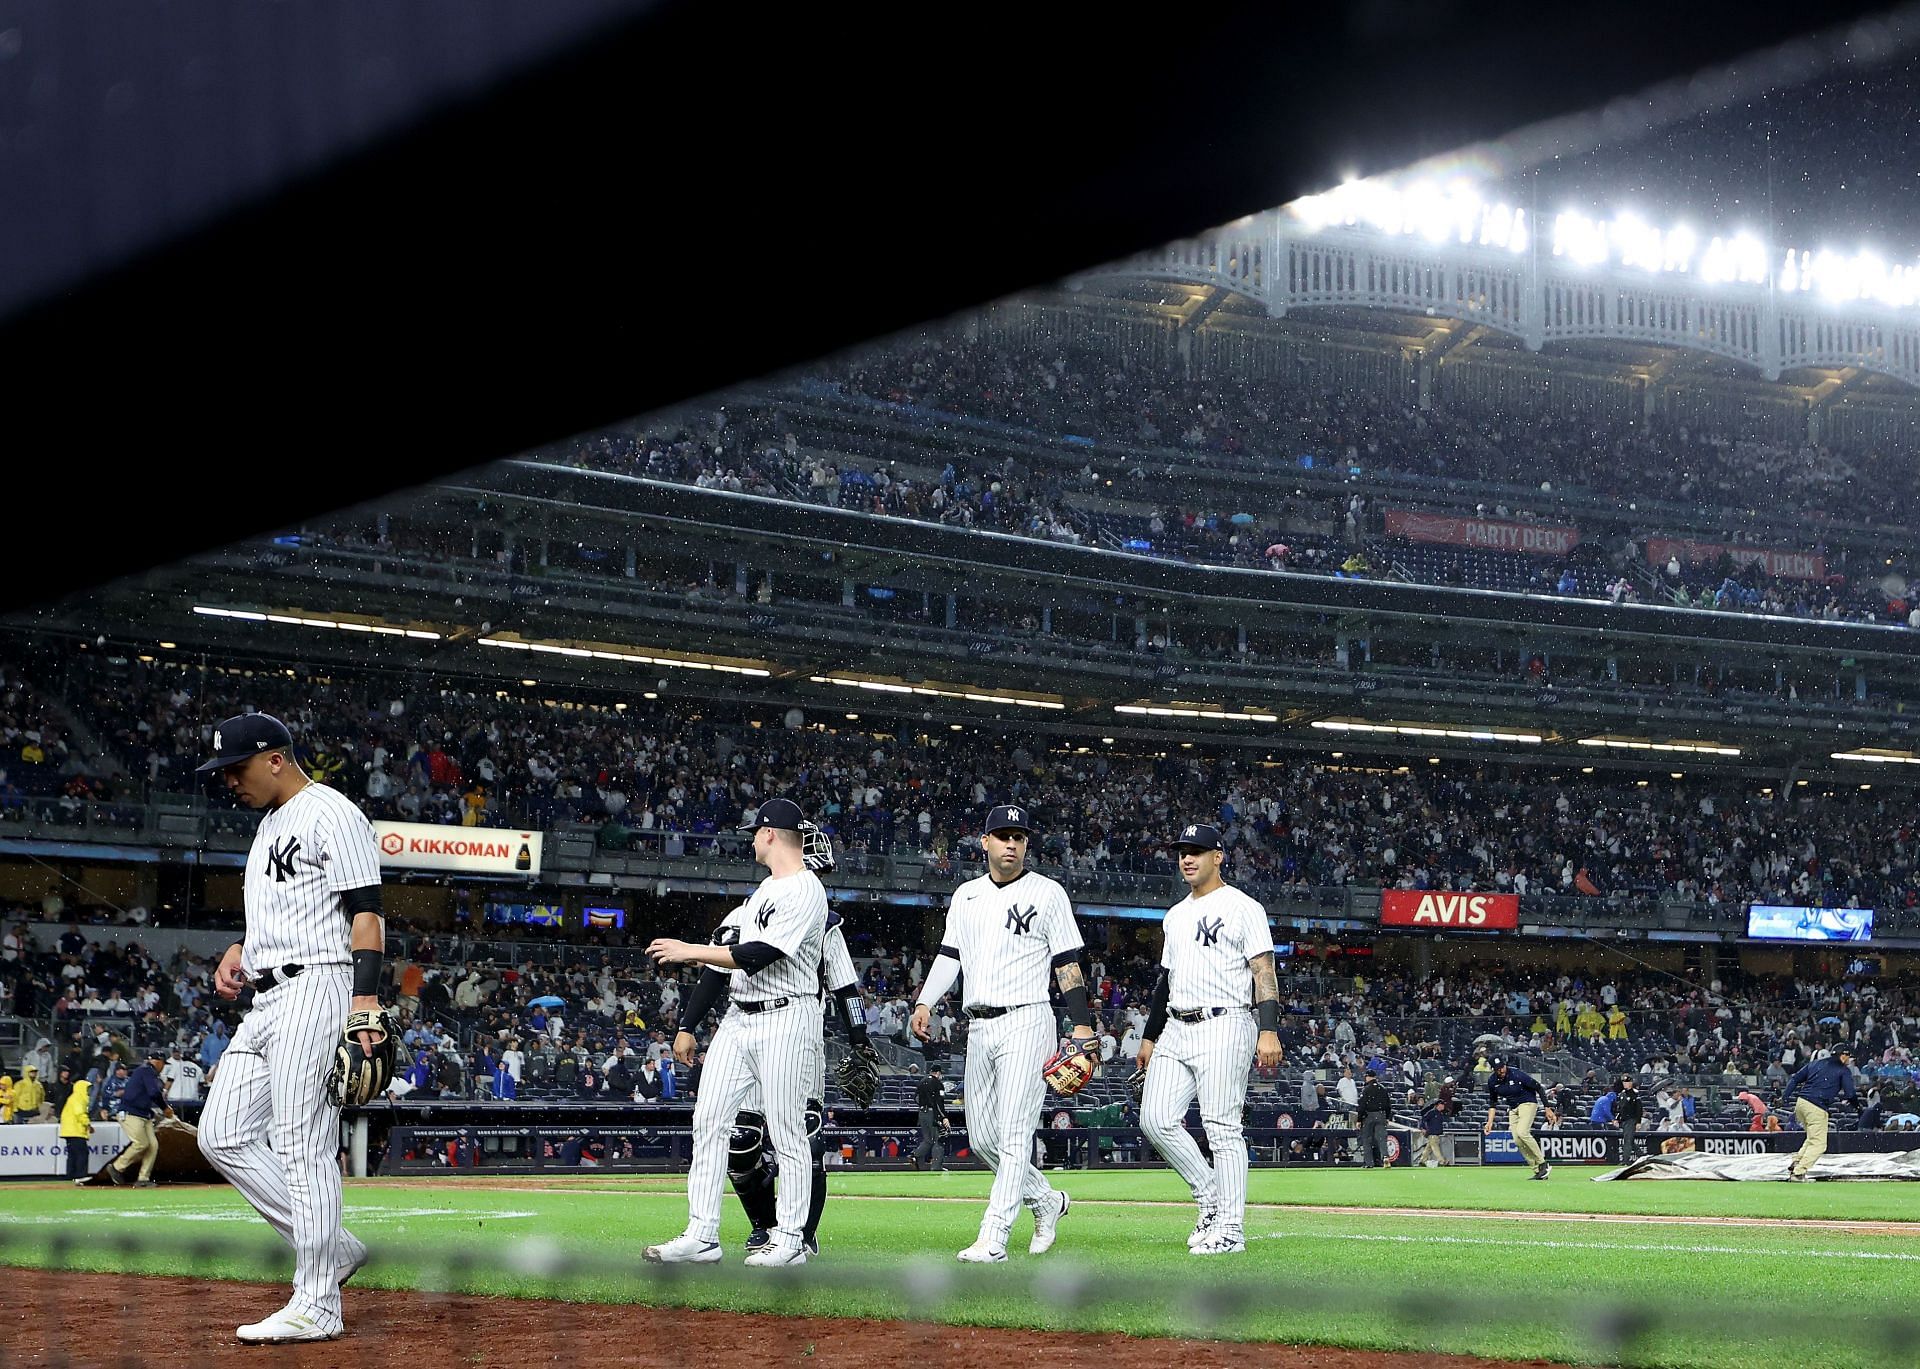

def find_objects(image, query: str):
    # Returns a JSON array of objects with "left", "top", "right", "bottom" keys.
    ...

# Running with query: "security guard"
[{"left": 911, "top": 1067, "right": 948, "bottom": 1171}]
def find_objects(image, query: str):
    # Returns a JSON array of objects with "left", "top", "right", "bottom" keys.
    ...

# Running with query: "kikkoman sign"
[{"left": 373, "top": 821, "right": 542, "bottom": 876}]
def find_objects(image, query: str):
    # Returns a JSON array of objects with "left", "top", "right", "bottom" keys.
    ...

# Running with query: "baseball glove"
[
  {"left": 326, "top": 1007, "right": 399, "bottom": 1108},
  {"left": 834, "top": 1043, "right": 882, "bottom": 1108},
  {"left": 1042, "top": 1041, "right": 1102, "bottom": 1096},
  {"left": 1126, "top": 1067, "right": 1147, "bottom": 1103}
]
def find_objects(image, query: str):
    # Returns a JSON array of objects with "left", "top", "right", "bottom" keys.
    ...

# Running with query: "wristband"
[{"left": 352, "top": 949, "right": 383, "bottom": 997}]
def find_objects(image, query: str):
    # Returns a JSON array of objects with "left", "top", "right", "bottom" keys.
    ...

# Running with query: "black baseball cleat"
[
  {"left": 107, "top": 1166, "right": 131, "bottom": 1187},
  {"left": 803, "top": 1235, "right": 819, "bottom": 1257},
  {"left": 1530, "top": 1164, "right": 1552, "bottom": 1180},
  {"left": 744, "top": 1228, "right": 773, "bottom": 1254}
]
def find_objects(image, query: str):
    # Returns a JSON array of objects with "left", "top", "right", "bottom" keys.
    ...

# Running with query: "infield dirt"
[{"left": 3, "top": 1269, "right": 1556, "bottom": 1369}]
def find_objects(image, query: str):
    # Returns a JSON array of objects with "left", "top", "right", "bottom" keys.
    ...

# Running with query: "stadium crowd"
[
  {"left": 5, "top": 914, "right": 1915, "bottom": 1139},
  {"left": 25, "top": 651, "right": 1920, "bottom": 919},
  {"left": 550, "top": 335, "right": 1917, "bottom": 628}
]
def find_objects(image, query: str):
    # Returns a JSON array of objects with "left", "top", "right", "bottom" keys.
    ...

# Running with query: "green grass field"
[{"left": 5, "top": 1166, "right": 1918, "bottom": 1367}]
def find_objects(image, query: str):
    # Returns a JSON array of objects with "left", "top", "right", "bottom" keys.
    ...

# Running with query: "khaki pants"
[
  {"left": 1420, "top": 1132, "right": 1448, "bottom": 1166},
  {"left": 1791, "top": 1099, "right": 1830, "bottom": 1178},
  {"left": 115, "top": 1114, "right": 159, "bottom": 1181},
  {"left": 1509, "top": 1102, "right": 1545, "bottom": 1169}
]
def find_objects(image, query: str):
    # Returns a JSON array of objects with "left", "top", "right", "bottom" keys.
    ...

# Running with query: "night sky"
[{"left": 1518, "top": 53, "right": 1920, "bottom": 255}]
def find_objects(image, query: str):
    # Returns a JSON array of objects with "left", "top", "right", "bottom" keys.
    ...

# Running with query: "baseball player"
[
  {"left": 728, "top": 822, "right": 880, "bottom": 1258},
  {"left": 1134, "top": 823, "right": 1282, "bottom": 1255},
  {"left": 194, "top": 714, "right": 384, "bottom": 1343},
  {"left": 1484, "top": 1056, "right": 1559, "bottom": 1180},
  {"left": 645, "top": 798, "right": 830, "bottom": 1267},
  {"left": 910, "top": 803, "right": 1094, "bottom": 1263}
]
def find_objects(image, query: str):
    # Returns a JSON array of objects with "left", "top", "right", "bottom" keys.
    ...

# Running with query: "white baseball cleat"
[
  {"left": 1187, "top": 1207, "right": 1218, "bottom": 1250},
  {"left": 336, "top": 1232, "right": 370, "bottom": 1287},
  {"left": 235, "top": 1307, "right": 342, "bottom": 1343},
  {"left": 1028, "top": 1191, "right": 1070, "bottom": 1254},
  {"left": 743, "top": 1239, "right": 808, "bottom": 1268},
  {"left": 643, "top": 1233, "right": 723, "bottom": 1264},
  {"left": 955, "top": 1240, "right": 1008, "bottom": 1263},
  {"left": 1190, "top": 1228, "right": 1246, "bottom": 1256}
]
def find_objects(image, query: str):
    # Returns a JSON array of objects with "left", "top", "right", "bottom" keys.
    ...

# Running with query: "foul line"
[
  {"left": 362, "top": 1179, "right": 1920, "bottom": 1236},
  {"left": 1253, "top": 1228, "right": 1920, "bottom": 1262}
]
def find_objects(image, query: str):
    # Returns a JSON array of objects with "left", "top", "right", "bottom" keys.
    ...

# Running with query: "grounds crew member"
[
  {"left": 103, "top": 1050, "right": 175, "bottom": 1187},
  {"left": 1784, "top": 1048, "right": 1856, "bottom": 1181}
]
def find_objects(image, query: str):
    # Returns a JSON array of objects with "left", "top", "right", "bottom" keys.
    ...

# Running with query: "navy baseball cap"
[
  {"left": 983, "top": 804, "right": 1035, "bottom": 835},
  {"left": 1171, "top": 822, "right": 1224, "bottom": 851},
  {"left": 196, "top": 713, "right": 296, "bottom": 772},
  {"left": 739, "top": 797, "right": 806, "bottom": 832}
]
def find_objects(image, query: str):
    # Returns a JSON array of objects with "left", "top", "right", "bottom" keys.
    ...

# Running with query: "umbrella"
[
  {"left": 1230, "top": 512, "right": 1255, "bottom": 526},
  {"left": 529, "top": 995, "right": 566, "bottom": 1009},
  {"left": 1264, "top": 543, "right": 1290, "bottom": 559},
  {"left": 1819, "top": 1015, "right": 1843, "bottom": 1025},
  {"left": 1473, "top": 1032, "right": 1506, "bottom": 1045}
]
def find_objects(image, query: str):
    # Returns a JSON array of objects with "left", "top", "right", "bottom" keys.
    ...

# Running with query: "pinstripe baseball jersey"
[
  {"left": 240, "top": 781, "right": 382, "bottom": 975},
  {"left": 821, "top": 911, "right": 858, "bottom": 994},
  {"left": 717, "top": 869, "right": 829, "bottom": 1001},
  {"left": 931, "top": 870, "right": 1081, "bottom": 1009},
  {"left": 1160, "top": 883, "right": 1271, "bottom": 1010}
]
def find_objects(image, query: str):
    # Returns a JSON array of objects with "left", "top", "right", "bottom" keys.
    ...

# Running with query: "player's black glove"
[
  {"left": 326, "top": 1006, "right": 398, "bottom": 1107},
  {"left": 1127, "top": 1067, "right": 1147, "bottom": 1103},
  {"left": 834, "top": 1043, "right": 882, "bottom": 1108}
]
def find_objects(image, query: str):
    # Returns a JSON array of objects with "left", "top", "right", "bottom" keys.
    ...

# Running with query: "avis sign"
[
  {"left": 373, "top": 820, "right": 543, "bottom": 877},
  {"left": 1379, "top": 890, "right": 1519, "bottom": 930}
]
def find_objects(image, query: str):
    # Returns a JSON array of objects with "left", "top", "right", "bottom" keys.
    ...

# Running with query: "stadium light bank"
[{"left": 1288, "top": 178, "right": 1920, "bottom": 309}]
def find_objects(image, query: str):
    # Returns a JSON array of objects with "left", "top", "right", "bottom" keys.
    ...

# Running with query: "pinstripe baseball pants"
[
  {"left": 1140, "top": 1011, "right": 1255, "bottom": 1229},
  {"left": 685, "top": 1002, "right": 817, "bottom": 1246},
  {"left": 197, "top": 966, "right": 353, "bottom": 1331},
  {"left": 963, "top": 1004, "right": 1058, "bottom": 1246}
]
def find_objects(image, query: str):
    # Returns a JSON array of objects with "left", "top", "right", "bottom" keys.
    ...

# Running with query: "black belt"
[
  {"left": 251, "top": 964, "right": 305, "bottom": 994},
  {"left": 965, "top": 1003, "right": 1041, "bottom": 1020},
  {"left": 736, "top": 997, "right": 795, "bottom": 1014},
  {"left": 1170, "top": 1006, "right": 1243, "bottom": 1023}
]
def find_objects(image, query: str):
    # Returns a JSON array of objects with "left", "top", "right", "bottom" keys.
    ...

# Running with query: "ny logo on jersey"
[
  {"left": 754, "top": 901, "right": 776, "bottom": 931},
  {"left": 1194, "top": 915, "right": 1225, "bottom": 947},
  {"left": 1005, "top": 904, "right": 1039, "bottom": 936},
  {"left": 267, "top": 836, "right": 302, "bottom": 883}
]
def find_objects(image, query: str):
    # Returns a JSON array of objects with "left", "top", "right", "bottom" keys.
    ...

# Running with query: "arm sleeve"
[
  {"left": 321, "top": 808, "right": 384, "bottom": 893},
  {"left": 730, "top": 942, "right": 787, "bottom": 974},
  {"left": 677, "top": 969, "right": 729, "bottom": 1034},
  {"left": 917, "top": 951, "right": 961, "bottom": 1008},
  {"left": 831, "top": 984, "right": 869, "bottom": 1045},
  {"left": 1142, "top": 969, "right": 1170, "bottom": 1043}
]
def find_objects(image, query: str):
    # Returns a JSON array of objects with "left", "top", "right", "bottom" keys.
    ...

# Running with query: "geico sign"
[
  {"left": 1701, "top": 1137, "right": 1770, "bottom": 1156},
  {"left": 1379, "top": 891, "right": 1520, "bottom": 929}
]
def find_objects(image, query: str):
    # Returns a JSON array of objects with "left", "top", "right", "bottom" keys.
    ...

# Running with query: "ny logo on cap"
[
  {"left": 1183, "top": 825, "right": 1199, "bottom": 839},
  {"left": 213, "top": 731, "right": 222, "bottom": 751}
]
